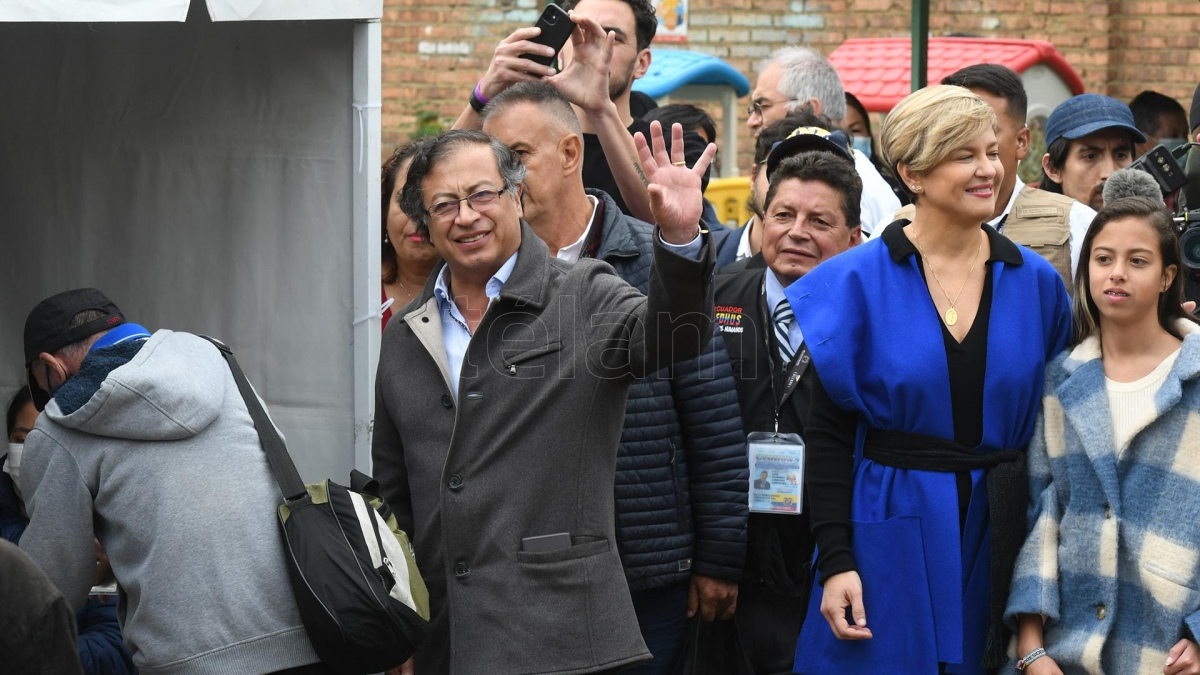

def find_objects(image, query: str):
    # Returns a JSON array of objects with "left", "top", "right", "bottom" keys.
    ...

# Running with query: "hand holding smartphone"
[{"left": 520, "top": 4, "right": 576, "bottom": 68}]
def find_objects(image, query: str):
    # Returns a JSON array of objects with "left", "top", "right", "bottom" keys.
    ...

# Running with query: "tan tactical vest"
[{"left": 892, "top": 185, "right": 1074, "bottom": 290}]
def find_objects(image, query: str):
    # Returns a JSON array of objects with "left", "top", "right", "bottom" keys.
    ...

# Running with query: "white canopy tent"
[{"left": 0, "top": 0, "right": 385, "bottom": 481}]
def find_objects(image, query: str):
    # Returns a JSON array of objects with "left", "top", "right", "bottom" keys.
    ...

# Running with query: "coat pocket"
[
  {"left": 499, "top": 340, "right": 564, "bottom": 379},
  {"left": 503, "top": 536, "right": 627, "bottom": 670},
  {"left": 516, "top": 535, "right": 609, "bottom": 564},
  {"left": 1140, "top": 532, "right": 1200, "bottom": 613},
  {"left": 1010, "top": 220, "right": 1069, "bottom": 248},
  {"left": 1145, "top": 561, "right": 1196, "bottom": 590},
  {"left": 1007, "top": 220, "right": 1069, "bottom": 275},
  {"left": 1143, "top": 559, "right": 1200, "bottom": 613}
]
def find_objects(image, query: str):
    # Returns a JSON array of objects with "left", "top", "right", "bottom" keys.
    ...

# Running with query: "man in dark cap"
[
  {"left": 1040, "top": 93, "right": 1146, "bottom": 211},
  {"left": 20, "top": 288, "right": 325, "bottom": 675}
]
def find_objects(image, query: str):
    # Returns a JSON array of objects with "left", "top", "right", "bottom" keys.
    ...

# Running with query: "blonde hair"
[{"left": 880, "top": 85, "right": 997, "bottom": 188}]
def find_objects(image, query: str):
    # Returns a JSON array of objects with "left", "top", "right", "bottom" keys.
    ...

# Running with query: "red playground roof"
[{"left": 830, "top": 37, "right": 1085, "bottom": 112}]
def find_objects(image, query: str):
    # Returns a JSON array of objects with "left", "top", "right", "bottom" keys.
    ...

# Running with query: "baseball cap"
[
  {"left": 1044, "top": 94, "right": 1147, "bottom": 149},
  {"left": 24, "top": 288, "right": 125, "bottom": 366},
  {"left": 24, "top": 288, "right": 126, "bottom": 411},
  {"left": 765, "top": 126, "right": 855, "bottom": 178}
]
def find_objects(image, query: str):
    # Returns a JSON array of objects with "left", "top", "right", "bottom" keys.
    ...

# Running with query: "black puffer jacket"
[{"left": 585, "top": 189, "right": 749, "bottom": 591}]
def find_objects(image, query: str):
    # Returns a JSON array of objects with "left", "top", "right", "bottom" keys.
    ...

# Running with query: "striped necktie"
[{"left": 772, "top": 301, "right": 795, "bottom": 367}]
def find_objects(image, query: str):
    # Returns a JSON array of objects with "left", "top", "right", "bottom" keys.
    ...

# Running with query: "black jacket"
[
  {"left": 586, "top": 189, "right": 749, "bottom": 591},
  {"left": 0, "top": 539, "right": 83, "bottom": 674},
  {"left": 714, "top": 255, "right": 815, "bottom": 598}
]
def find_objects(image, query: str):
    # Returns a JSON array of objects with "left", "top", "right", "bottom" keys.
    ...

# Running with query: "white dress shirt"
[
  {"left": 852, "top": 149, "right": 902, "bottom": 237},
  {"left": 736, "top": 216, "right": 755, "bottom": 262},
  {"left": 555, "top": 195, "right": 600, "bottom": 263}
]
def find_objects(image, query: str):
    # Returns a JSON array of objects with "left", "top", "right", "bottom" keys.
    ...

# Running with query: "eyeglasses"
[
  {"left": 747, "top": 98, "right": 807, "bottom": 119},
  {"left": 747, "top": 100, "right": 781, "bottom": 118},
  {"left": 427, "top": 187, "right": 508, "bottom": 222}
]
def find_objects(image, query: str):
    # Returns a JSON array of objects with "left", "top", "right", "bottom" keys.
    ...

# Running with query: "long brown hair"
[{"left": 1070, "top": 196, "right": 1197, "bottom": 345}]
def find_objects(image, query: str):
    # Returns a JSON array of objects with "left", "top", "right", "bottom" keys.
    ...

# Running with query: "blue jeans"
[{"left": 624, "top": 581, "right": 690, "bottom": 675}]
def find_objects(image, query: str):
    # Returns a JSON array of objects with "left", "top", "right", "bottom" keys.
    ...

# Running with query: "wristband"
[
  {"left": 469, "top": 81, "right": 489, "bottom": 114},
  {"left": 1015, "top": 647, "right": 1047, "bottom": 670}
]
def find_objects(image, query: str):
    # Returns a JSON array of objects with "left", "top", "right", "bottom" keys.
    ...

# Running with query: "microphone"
[{"left": 1102, "top": 167, "right": 1165, "bottom": 207}]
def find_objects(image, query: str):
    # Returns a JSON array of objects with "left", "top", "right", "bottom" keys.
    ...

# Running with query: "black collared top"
[{"left": 808, "top": 219, "right": 1024, "bottom": 578}]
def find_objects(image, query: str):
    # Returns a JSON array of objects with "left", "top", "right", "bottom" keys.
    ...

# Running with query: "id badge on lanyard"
[{"left": 747, "top": 431, "right": 805, "bottom": 515}]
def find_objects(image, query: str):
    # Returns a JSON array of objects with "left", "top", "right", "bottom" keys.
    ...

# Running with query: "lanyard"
[{"left": 759, "top": 278, "right": 811, "bottom": 433}]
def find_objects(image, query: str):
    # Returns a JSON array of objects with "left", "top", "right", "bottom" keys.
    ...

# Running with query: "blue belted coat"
[{"left": 786, "top": 222, "right": 1070, "bottom": 674}]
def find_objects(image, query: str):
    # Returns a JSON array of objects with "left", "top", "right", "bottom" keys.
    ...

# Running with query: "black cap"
[
  {"left": 765, "top": 126, "right": 855, "bottom": 178},
  {"left": 23, "top": 288, "right": 125, "bottom": 365}
]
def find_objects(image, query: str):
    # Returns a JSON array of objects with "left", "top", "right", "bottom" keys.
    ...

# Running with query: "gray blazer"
[{"left": 372, "top": 223, "right": 715, "bottom": 674}]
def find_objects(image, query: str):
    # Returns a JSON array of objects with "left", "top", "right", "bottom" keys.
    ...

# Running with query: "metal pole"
[
  {"left": 352, "top": 20, "right": 383, "bottom": 475},
  {"left": 912, "top": 0, "right": 929, "bottom": 91}
]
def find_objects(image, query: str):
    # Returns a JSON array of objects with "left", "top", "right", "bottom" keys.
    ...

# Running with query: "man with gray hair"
[
  {"left": 747, "top": 46, "right": 900, "bottom": 235},
  {"left": 373, "top": 125, "right": 719, "bottom": 673}
]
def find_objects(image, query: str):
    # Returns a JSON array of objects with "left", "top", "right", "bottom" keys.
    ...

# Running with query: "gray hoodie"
[{"left": 19, "top": 330, "right": 320, "bottom": 675}]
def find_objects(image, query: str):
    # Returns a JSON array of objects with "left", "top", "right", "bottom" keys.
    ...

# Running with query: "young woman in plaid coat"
[{"left": 1007, "top": 197, "right": 1200, "bottom": 675}]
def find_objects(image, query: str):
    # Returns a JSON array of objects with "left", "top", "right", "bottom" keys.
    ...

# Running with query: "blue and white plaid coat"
[{"left": 1007, "top": 320, "right": 1200, "bottom": 674}]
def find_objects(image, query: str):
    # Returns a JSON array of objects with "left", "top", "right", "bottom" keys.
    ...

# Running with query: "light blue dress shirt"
[
  {"left": 764, "top": 269, "right": 804, "bottom": 353},
  {"left": 433, "top": 252, "right": 519, "bottom": 397}
]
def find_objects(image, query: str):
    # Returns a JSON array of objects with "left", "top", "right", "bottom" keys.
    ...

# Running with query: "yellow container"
[{"left": 705, "top": 176, "right": 752, "bottom": 228}]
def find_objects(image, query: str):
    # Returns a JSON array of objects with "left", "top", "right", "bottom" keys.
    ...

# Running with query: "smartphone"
[
  {"left": 521, "top": 4, "right": 574, "bottom": 68},
  {"left": 521, "top": 532, "right": 572, "bottom": 553}
]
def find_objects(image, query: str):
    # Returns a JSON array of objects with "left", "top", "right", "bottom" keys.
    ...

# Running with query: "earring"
[
  {"left": 910, "top": 185, "right": 922, "bottom": 193},
  {"left": 383, "top": 233, "right": 390, "bottom": 243}
]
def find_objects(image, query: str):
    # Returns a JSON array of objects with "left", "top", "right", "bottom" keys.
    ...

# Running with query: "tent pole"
[
  {"left": 352, "top": 20, "right": 383, "bottom": 475},
  {"left": 912, "top": 0, "right": 929, "bottom": 91},
  {"left": 722, "top": 90, "right": 737, "bottom": 178}
]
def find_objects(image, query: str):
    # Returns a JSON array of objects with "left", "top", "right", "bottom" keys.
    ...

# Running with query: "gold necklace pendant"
[{"left": 911, "top": 227, "right": 984, "bottom": 331}]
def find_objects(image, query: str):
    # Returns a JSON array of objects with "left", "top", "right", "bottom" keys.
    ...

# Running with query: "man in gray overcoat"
[{"left": 373, "top": 123, "right": 718, "bottom": 674}]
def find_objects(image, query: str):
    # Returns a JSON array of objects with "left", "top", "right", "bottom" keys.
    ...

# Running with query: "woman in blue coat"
[
  {"left": 788, "top": 85, "right": 1071, "bottom": 674},
  {"left": 1007, "top": 198, "right": 1200, "bottom": 675}
]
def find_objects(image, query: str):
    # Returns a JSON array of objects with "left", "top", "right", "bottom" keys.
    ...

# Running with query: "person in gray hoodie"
[{"left": 18, "top": 288, "right": 325, "bottom": 675}]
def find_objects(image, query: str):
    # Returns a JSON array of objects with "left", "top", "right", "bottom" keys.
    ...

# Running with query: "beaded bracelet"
[{"left": 1015, "top": 647, "right": 1047, "bottom": 670}]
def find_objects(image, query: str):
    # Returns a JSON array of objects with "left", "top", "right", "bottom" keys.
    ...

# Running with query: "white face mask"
[{"left": 4, "top": 443, "right": 22, "bottom": 482}]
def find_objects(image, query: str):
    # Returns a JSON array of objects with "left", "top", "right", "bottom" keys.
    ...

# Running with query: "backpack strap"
[
  {"left": 199, "top": 335, "right": 308, "bottom": 502},
  {"left": 349, "top": 469, "right": 380, "bottom": 496}
]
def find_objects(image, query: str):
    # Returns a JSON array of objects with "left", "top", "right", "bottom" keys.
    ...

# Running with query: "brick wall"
[{"left": 383, "top": 0, "right": 1200, "bottom": 173}]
